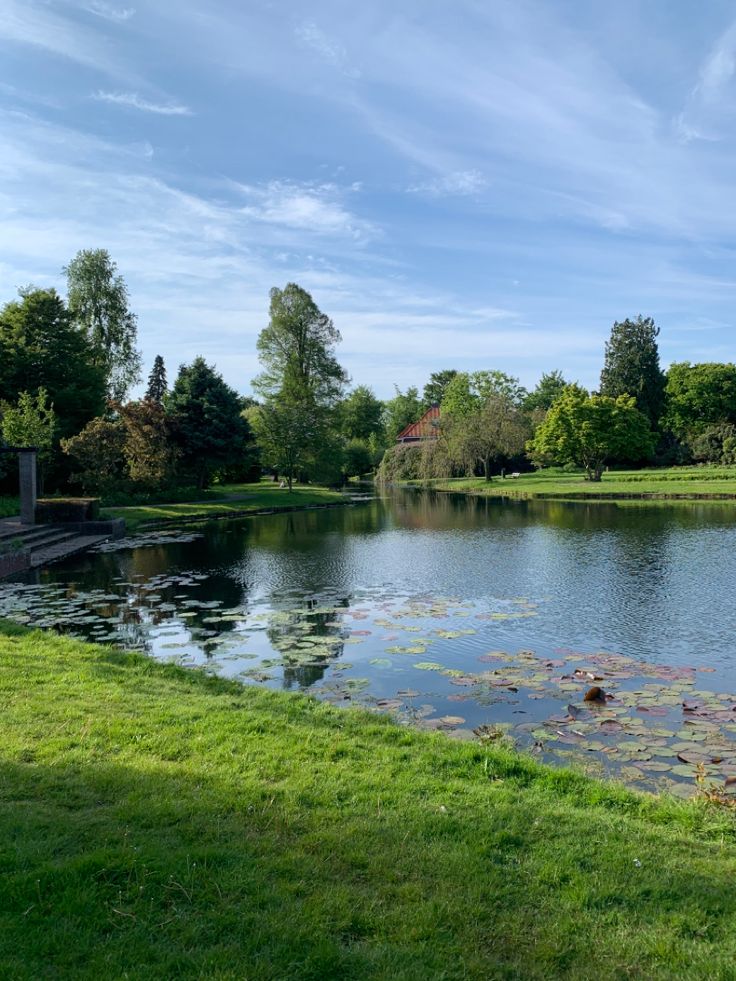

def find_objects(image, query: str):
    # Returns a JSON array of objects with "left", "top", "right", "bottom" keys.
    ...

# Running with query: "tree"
[
  {"left": 523, "top": 370, "right": 569, "bottom": 413},
  {"left": 663, "top": 362, "right": 736, "bottom": 443},
  {"left": 444, "top": 395, "right": 529, "bottom": 480},
  {"left": 61, "top": 418, "right": 127, "bottom": 495},
  {"left": 167, "top": 358, "right": 253, "bottom": 489},
  {"left": 252, "top": 284, "right": 348, "bottom": 486},
  {"left": 145, "top": 355, "right": 167, "bottom": 404},
  {"left": 384, "top": 386, "right": 423, "bottom": 443},
  {"left": 423, "top": 370, "right": 458, "bottom": 408},
  {"left": 690, "top": 424, "right": 736, "bottom": 465},
  {"left": 441, "top": 371, "right": 527, "bottom": 419},
  {"left": 116, "top": 399, "right": 178, "bottom": 490},
  {"left": 0, "top": 287, "right": 106, "bottom": 441},
  {"left": 253, "top": 283, "right": 348, "bottom": 405},
  {"left": 339, "top": 386, "right": 385, "bottom": 442},
  {"left": 343, "top": 439, "right": 373, "bottom": 479},
  {"left": 599, "top": 316, "right": 665, "bottom": 427},
  {"left": 528, "top": 386, "right": 655, "bottom": 481},
  {"left": 65, "top": 249, "right": 142, "bottom": 401},
  {"left": 250, "top": 400, "right": 319, "bottom": 490},
  {"left": 1, "top": 389, "right": 56, "bottom": 488}
]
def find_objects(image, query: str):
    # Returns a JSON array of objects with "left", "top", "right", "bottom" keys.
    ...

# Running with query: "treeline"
[{"left": 2, "top": 254, "right": 736, "bottom": 498}]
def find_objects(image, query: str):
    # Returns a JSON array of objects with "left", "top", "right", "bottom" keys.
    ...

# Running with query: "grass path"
[{"left": 2, "top": 621, "right": 736, "bottom": 978}]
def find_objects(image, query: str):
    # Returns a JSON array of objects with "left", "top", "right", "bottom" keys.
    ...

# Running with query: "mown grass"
[
  {"left": 429, "top": 466, "right": 736, "bottom": 501},
  {"left": 102, "top": 482, "right": 347, "bottom": 531},
  {"left": 2, "top": 622, "right": 736, "bottom": 979}
]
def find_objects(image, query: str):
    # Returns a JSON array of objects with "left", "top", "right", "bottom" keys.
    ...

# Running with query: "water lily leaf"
[{"left": 413, "top": 662, "right": 445, "bottom": 671}]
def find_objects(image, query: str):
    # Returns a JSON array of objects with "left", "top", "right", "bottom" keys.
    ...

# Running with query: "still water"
[{"left": 4, "top": 489, "right": 736, "bottom": 794}]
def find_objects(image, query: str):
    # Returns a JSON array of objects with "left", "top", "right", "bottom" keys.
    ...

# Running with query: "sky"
[{"left": 2, "top": 0, "right": 736, "bottom": 398}]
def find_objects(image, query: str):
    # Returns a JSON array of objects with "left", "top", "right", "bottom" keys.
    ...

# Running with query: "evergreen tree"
[
  {"left": 599, "top": 316, "right": 665, "bottom": 427},
  {"left": 167, "top": 358, "right": 253, "bottom": 489},
  {"left": 146, "top": 355, "right": 167, "bottom": 404}
]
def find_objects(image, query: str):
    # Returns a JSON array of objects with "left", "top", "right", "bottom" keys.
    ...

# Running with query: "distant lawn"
[
  {"left": 2, "top": 621, "right": 736, "bottom": 978},
  {"left": 103, "top": 482, "right": 347, "bottom": 531},
  {"left": 429, "top": 466, "right": 736, "bottom": 501}
]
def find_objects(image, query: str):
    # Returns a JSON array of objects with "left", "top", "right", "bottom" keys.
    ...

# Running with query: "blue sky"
[{"left": 2, "top": 0, "right": 736, "bottom": 398}]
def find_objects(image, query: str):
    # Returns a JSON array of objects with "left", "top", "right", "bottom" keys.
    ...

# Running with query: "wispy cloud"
[
  {"left": 409, "top": 170, "right": 487, "bottom": 197},
  {"left": 84, "top": 1, "right": 136, "bottom": 23},
  {"left": 93, "top": 90, "right": 193, "bottom": 115},
  {"left": 676, "top": 19, "right": 736, "bottom": 142},
  {"left": 294, "top": 21, "right": 360, "bottom": 78},
  {"left": 0, "top": 0, "right": 127, "bottom": 77}
]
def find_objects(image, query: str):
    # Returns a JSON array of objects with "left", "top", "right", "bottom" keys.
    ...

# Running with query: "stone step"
[
  {"left": 26, "top": 530, "right": 78, "bottom": 553},
  {"left": 29, "top": 534, "right": 109, "bottom": 569}
]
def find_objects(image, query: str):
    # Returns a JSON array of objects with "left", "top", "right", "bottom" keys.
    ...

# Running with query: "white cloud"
[
  {"left": 236, "top": 181, "right": 376, "bottom": 241},
  {"left": 93, "top": 90, "right": 193, "bottom": 115}
]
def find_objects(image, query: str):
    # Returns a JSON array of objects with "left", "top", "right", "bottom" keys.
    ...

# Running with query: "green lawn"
[
  {"left": 103, "top": 482, "right": 347, "bottom": 531},
  {"left": 2, "top": 622, "right": 736, "bottom": 979},
  {"left": 429, "top": 465, "right": 736, "bottom": 500}
]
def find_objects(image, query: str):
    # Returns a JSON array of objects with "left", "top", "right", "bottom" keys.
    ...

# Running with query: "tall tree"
[
  {"left": 423, "top": 369, "right": 458, "bottom": 408},
  {"left": 599, "top": 316, "right": 665, "bottom": 427},
  {"left": 65, "top": 249, "right": 142, "bottom": 401},
  {"left": 167, "top": 358, "right": 253, "bottom": 489},
  {"left": 441, "top": 370, "right": 526, "bottom": 419},
  {"left": 253, "top": 284, "right": 348, "bottom": 485},
  {"left": 523, "top": 370, "right": 569, "bottom": 413},
  {"left": 253, "top": 283, "right": 348, "bottom": 405},
  {"left": 339, "top": 385, "right": 385, "bottom": 443},
  {"left": 0, "top": 287, "right": 106, "bottom": 441},
  {"left": 528, "top": 386, "right": 654, "bottom": 481},
  {"left": 1, "top": 389, "right": 56, "bottom": 490},
  {"left": 146, "top": 355, "right": 167, "bottom": 404}
]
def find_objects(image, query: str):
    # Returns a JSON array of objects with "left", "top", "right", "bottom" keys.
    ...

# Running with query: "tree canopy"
[
  {"left": 523, "top": 370, "right": 569, "bottom": 413},
  {"left": 599, "top": 316, "right": 665, "bottom": 427},
  {"left": 65, "top": 248, "right": 142, "bottom": 402},
  {"left": 0, "top": 287, "right": 106, "bottom": 441},
  {"left": 253, "top": 283, "right": 348, "bottom": 405},
  {"left": 422, "top": 370, "right": 458, "bottom": 408},
  {"left": 146, "top": 355, "right": 167, "bottom": 404},
  {"left": 528, "top": 386, "right": 654, "bottom": 481},
  {"left": 663, "top": 362, "right": 736, "bottom": 443},
  {"left": 167, "top": 358, "right": 254, "bottom": 489}
]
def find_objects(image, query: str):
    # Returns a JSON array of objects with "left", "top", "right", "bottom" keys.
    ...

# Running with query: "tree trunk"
[
  {"left": 287, "top": 468, "right": 293, "bottom": 491},
  {"left": 484, "top": 455, "right": 492, "bottom": 481}
]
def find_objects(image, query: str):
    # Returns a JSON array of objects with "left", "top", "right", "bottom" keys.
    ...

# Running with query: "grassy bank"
[
  {"left": 429, "top": 465, "right": 736, "bottom": 501},
  {"left": 102, "top": 482, "right": 348, "bottom": 532},
  {"left": 2, "top": 623, "right": 736, "bottom": 978}
]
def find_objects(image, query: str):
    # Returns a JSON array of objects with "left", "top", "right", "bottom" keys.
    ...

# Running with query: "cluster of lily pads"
[
  {"left": 1, "top": 572, "right": 734, "bottom": 798},
  {"left": 93, "top": 531, "right": 204, "bottom": 553}
]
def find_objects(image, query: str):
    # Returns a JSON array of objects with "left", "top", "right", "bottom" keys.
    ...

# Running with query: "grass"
[
  {"left": 2, "top": 622, "right": 736, "bottom": 978},
  {"left": 428, "top": 465, "right": 736, "bottom": 501},
  {"left": 0, "top": 496, "right": 20, "bottom": 519},
  {"left": 102, "top": 482, "right": 348, "bottom": 531}
]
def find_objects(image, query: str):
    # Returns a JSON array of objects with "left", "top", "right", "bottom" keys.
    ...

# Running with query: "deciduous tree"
[
  {"left": 65, "top": 249, "right": 142, "bottom": 401},
  {"left": 528, "top": 386, "right": 654, "bottom": 481}
]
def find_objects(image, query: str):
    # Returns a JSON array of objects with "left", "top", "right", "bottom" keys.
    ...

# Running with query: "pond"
[{"left": 4, "top": 488, "right": 736, "bottom": 797}]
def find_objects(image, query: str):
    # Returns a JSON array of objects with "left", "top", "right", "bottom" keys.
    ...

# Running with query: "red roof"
[{"left": 396, "top": 404, "right": 440, "bottom": 442}]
